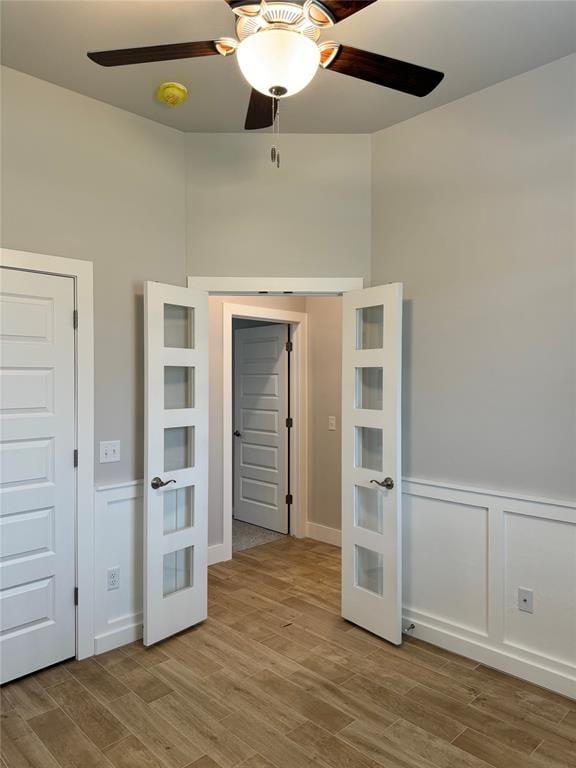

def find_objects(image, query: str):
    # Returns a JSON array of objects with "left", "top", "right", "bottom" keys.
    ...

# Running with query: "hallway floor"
[
  {"left": 232, "top": 519, "right": 285, "bottom": 553},
  {"left": 1, "top": 538, "right": 575, "bottom": 768}
]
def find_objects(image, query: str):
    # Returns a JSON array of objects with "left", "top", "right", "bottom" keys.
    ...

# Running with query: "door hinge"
[
  {"left": 285, "top": 417, "right": 293, "bottom": 428},
  {"left": 74, "top": 587, "right": 79, "bottom": 606},
  {"left": 285, "top": 341, "right": 293, "bottom": 352},
  {"left": 73, "top": 309, "right": 78, "bottom": 329},
  {"left": 73, "top": 449, "right": 78, "bottom": 467},
  {"left": 285, "top": 493, "right": 293, "bottom": 505}
]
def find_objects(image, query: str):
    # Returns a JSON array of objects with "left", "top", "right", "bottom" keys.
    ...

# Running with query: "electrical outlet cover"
[
  {"left": 107, "top": 566, "right": 120, "bottom": 591},
  {"left": 518, "top": 587, "right": 534, "bottom": 613}
]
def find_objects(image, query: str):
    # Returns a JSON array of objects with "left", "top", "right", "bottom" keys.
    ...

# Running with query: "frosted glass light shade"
[{"left": 237, "top": 29, "right": 320, "bottom": 98}]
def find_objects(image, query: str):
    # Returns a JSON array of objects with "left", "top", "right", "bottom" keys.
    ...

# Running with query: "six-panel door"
[
  {"left": 234, "top": 324, "right": 289, "bottom": 534},
  {"left": 0, "top": 268, "right": 76, "bottom": 682}
]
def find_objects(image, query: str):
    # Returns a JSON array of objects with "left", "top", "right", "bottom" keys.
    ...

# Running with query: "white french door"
[
  {"left": 144, "top": 282, "right": 208, "bottom": 645},
  {"left": 233, "top": 324, "right": 288, "bottom": 534},
  {"left": 341, "top": 283, "right": 403, "bottom": 644},
  {"left": 0, "top": 268, "right": 76, "bottom": 682}
]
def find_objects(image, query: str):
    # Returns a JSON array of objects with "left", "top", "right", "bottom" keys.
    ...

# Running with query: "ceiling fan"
[{"left": 88, "top": 0, "right": 444, "bottom": 130}]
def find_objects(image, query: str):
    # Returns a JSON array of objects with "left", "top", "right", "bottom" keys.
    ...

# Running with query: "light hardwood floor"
[{"left": 1, "top": 537, "right": 575, "bottom": 768}]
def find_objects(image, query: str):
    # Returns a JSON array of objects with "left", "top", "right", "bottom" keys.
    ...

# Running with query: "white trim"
[
  {"left": 209, "top": 543, "right": 227, "bottom": 565},
  {"left": 405, "top": 617, "right": 575, "bottom": 700},
  {"left": 187, "top": 276, "right": 363, "bottom": 295},
  {"left": 95, "top": 480, "right": 143, "bottom": 494},
  {"left": 403, "top": 477, "right": 576, "bottom": 511},
  {"left": 306, "top": 522, "right": 341, "bottom": 547},
  {"left": 0, "top": 248, "right": 95, "bottom": 660},
  {"left": 221, "top": 303, "right": 308, "bottom": 563},
  {"left": 94, "top": 616, "right": 143, "bottom": 655}
]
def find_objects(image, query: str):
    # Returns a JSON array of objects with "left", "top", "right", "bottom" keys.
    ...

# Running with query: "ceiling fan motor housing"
[{"left": 234, "top": 1, "right": 331, "bottom": 42}]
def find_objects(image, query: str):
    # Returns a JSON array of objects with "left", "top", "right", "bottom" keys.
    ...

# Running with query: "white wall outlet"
[
  {"left": 107, "top": 566, "right": 120, "bottom": 591},
  {"left": 328, "top": 416, "right": 336, "bottom": 431},
  {"left": 100, "top": 440, "right": 121, "bottom": 463},
  {"left": 518, "top": 587, "right": 534, "bottom": 613}
]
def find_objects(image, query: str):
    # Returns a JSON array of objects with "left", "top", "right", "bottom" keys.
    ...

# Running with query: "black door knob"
[
  {"left": 151, "top": 477, "right": 176, "bottom": 490},
  {"left": 233, "top": 430, "right": 242, "bottom": 437},
  {"left": 370, "top": 477, "right": 394, "bottom": 490}
]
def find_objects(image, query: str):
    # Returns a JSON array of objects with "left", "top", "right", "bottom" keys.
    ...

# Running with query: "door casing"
[
  {"left": 187, "top": 276, "right": 363, "bottom": 565},
  {"left": 0, "top": 249, "right": 94, "bottom": 660}
]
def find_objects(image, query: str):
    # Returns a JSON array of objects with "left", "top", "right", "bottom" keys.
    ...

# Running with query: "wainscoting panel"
[
  {"left": 94, "top": 481, "right": 144, "bottom": 653},
  {"left": 94, "top": 479, "right": 575, "bottom": 696},
  {"left": 402, "top": 479, "right": 576, "bottom": 698},
  {"left": 403, "top": 494, "right": 488, "bottom": 636},
  {"left": 94, "top": 481, "right": 222, "bottom": 653}
]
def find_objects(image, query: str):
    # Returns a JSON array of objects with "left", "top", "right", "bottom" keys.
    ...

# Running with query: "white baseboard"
[
  {"left": 406, "top": 615, "right": 576, "bottom": 700},
  {"left": 94, "top": 615, "right": 143, "bottom": 654},
  {"left": 208, "top": 542, "right": 229, "bottom": 565},
  {"left": 306, "top": 522, "right": 341, "bottom": 547}
]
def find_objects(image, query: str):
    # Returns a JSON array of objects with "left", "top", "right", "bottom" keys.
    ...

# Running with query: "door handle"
[
  {"left": 370, "top": 477, "right": 394, "bottom": 490},
  {"left": 151, "top": 477, "right": 176, "bottom": 490},
  {"left": 233, "top": 430, "right": 242, "bottom": 437}
]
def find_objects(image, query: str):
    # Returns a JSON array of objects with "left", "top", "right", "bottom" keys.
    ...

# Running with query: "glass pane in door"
[
  {"left": 355, "top": 485, "right": 383, "bottom": 534},
  {"left": 163, "top": 546, "right": 194, "bottom": 596},
  {"left": 164, "top": 305, "right": 195, "bottom": 349},
  {"left": 164, "top": 426, "right": 195, "bottom": 471},
  {"left": 355, "top": 367, "right": 383, "bottom": 410},
  {"left": 356, "top": 305, "right": 383, "bottom": 350},
  {"left": 163, "top": 486, "right": 194, "bottom": 534},
  {"left": 356, "top": 545, "right": 384, "bottom": 595},
  {"left": 164, "top": 366, "right": 195, "bottom": 410},
  {"left": 355, "top": 427, "right": 383, "bottom": 472}
]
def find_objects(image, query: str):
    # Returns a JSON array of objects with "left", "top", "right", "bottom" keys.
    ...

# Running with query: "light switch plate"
[
  {"left": 328, "top": 416, "right": 336, "bottom": 431},
  {"left": 100, "top": 440, "right": 121, "bottom": 463},
  {"left": 518, "top": 587, "right": 534, "bottom": 613}
]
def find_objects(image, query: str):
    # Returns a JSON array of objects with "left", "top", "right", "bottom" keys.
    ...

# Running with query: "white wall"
[
  {"left": 1, "top": 66, "right": 187, "bottom": 485},
  {"left": 371, "top": 55, "right": 576, "bottom": 699},
  {"left": 371, "top": 54, "right": 576, "bottom": 501},
  {"left": 185, "top": 133, "right": 371, "bottom": 283}
]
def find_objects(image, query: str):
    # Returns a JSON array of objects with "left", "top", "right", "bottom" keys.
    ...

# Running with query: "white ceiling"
[{"left": 2, "top": 0, "right": 575, "bottom": 133}]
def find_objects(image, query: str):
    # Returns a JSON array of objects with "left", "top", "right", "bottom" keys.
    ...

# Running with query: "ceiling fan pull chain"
[
  {"left": 270, "top": 97, "right": 276, "bottom": 164},
  {"left": 276, "top": 98, "right": 281, "bottom": 169},
  {"left": 270, "top": 97, "right": 280, "bottom": 169}
]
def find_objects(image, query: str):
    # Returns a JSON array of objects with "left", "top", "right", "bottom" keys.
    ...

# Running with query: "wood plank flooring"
[{"left": 2, "top": 537, "right": 575, "bottom": 768}]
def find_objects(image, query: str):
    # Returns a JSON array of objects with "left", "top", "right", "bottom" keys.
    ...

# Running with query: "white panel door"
[
  {"left": 233, "top": 324, "right": 288, "bottom": 534},
  {"left": 144, "top": 282, "right": 208, "bottom": 645},
  {"left": 341, "top": 283, "right": 403, "bottom": 644},
  {"left": 0, "top": 267, "right": 76, "bottom": 683}
]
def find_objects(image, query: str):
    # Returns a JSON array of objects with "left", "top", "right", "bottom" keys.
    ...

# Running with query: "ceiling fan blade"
[
  {"left": 326, "top": 45, "right": 444, "bottom": 96},
  {"left": 244, "top": 89, "right": 277, "bottom": 130},
  {"left": 87, "top": 41, "right": 219, "bottom": 67},
  {"left": 320, "top": 1, "right": 378, "bottom": 23}
]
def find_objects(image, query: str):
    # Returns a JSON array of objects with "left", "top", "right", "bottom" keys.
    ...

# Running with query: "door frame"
[
  {"left": 224, "top": 304, "right": 307, "bottom": 559},
  {"left": 187, "top": 276, "right": 364, "bottom": 564},
  {"left": 0, "top": 248, "right": 94, "bottom": 659}
]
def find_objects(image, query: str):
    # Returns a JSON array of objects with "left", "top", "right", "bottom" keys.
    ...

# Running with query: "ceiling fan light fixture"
[{"left": 237, "top": 29, "right": 320, "bottom": 98}]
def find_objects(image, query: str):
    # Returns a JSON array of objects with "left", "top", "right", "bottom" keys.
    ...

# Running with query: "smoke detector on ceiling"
[{"left": 156, "top": 82, "right": 188, "bottom": 107}]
